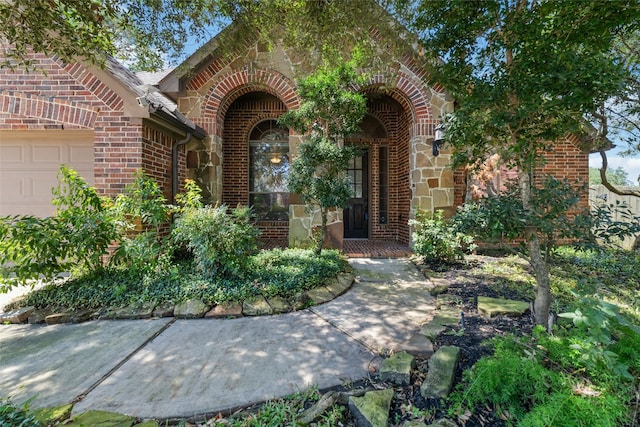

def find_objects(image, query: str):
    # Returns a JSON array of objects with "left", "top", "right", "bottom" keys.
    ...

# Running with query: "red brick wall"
[
  {"left": 141, "top": 123, "right": 187, "bottom": 202},
  {"left": 535, "top": 136, "right": 589, "bottom": 211},
  {"left": 451, "top": 136, "right": 589, "bottom": 211},
  {"left": 0, "top": 48, "right": 147, "bottom": 197},
  {"left": 222, "top": 93, "right": 288, "bottom": 237}
]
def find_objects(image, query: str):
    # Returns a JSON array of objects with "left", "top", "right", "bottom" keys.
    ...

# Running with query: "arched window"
[{"left": 249, "top": 120, "right": 290, "bottom": 221}]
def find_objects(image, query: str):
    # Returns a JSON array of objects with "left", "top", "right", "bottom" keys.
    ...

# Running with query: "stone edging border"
[{"left": 0, "top": 273, "right": 355, "bottom": 326}]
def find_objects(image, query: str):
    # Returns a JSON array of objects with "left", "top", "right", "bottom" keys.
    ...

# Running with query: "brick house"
[
  {"left": 0, "top": 24, "right": 590, "bottom": 249},
  {"left": 0, "top": 51, "right": 205, "bottom": 218}
]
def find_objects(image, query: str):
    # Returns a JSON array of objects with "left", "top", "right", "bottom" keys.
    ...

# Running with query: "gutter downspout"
[{"left": 172, "top": 132, "right": 193, "bottom": 204}]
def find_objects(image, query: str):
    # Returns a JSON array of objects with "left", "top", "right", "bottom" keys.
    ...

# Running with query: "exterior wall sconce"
[{"left": 433, "top": 123, "right": 445, "bottom": 157}]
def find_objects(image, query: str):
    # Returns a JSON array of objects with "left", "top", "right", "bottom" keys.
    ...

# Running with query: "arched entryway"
[{"left": 345, "top": 93, "right": 412, "bottom": 245}]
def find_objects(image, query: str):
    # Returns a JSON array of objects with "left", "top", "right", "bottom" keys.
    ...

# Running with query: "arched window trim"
[{"left": 248, "top": 120, "right": 290, "bottom": 221}]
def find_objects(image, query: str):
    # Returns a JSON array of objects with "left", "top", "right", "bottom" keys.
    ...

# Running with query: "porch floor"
[
  {"left": 342, "top": 239, "right": 412, "bottom": 258},
  {"left": 259, "top": 238, "right": 412, "bottom": 258}
]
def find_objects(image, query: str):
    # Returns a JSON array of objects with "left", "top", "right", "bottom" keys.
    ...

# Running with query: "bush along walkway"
[{"left": 0, "top": 257, "right": 535, "bottom": 427}]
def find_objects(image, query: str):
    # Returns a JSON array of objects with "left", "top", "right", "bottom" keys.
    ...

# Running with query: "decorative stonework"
[{"left": 288, "top": 204, "right": 343, "bottom": 248}]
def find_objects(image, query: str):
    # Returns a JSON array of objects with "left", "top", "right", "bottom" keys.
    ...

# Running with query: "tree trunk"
[
  {"left": 316, "top": 208, "right": 327, "bottom": 256},
  {"left": 529, "top": 236, "right": 552, "bottom": 327},
  {"left": 519, "top": 171, "right": 552, "bottom": 328}
]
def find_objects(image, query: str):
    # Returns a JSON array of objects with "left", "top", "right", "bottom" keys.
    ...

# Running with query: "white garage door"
[{"left": 0, "top": 130, "right": 94, "bottom": 217}]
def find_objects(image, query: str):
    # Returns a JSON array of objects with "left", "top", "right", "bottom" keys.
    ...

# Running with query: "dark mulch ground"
[{"left": 347, "top": 257, "right": 535, "bottom": 427}]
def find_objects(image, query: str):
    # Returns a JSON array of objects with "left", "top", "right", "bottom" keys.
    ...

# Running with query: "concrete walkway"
[{"left": 0, "top": 258, "right": 436, "bottom": 420}]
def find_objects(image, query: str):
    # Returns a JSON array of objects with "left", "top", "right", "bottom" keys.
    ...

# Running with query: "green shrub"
[
  {"left": 410, "top": 210, "right": 476, "bottom": 264},
  {"left": 52, "top": 167, "right": 118, "bottom": 273},
  {"left": 110, "top": 170, "right": 172, "bottom": 273},
  {"left": 449, "top": 338, "right": 563, "bottom": 421},
  {"left": 0, "top": 215, "right": 65, "bottom": 288},
  {"left": 0, "top": 166, "right": 117, "bottom": 287},
  {"left": 171, "top": 204, "right": 260, "bottom": 278},
  {"left": 518, "top": 391, "right": 628, "bottom": 427},
  {"left": 250, "top": 248, "right": 347, "bottom": 297},
  {"left": 450, "top": 322, "right": 636, "bottom": 426},
  {"left": 0, "top": 397, "right": 40, "bottom": 427}
]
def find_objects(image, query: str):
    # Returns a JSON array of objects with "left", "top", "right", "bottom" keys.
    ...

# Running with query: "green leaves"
[
  {"left": 171, "top": 204, "right": 260, "bottom": 278},
  {"left": 0, "top": 166, "right": 118, "bottom": 286},
  {"left": 397, "top": 0, "right": 640, "bottom": 171},
  {"left": 410, "top": 210, "right": 476, "bottom": 264},
  {"left": 280, "top": 60, "right": 366, "bottom": 254}
]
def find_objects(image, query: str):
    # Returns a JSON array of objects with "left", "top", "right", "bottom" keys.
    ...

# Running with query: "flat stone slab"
[
  {"left": 65, "top": 410, "right": 136, "bottom": 427},
  {"left": 420, "top": 323, "right": 447, "bottom": 340},
  {"left": 349, "top": 389, "right": 394, "bottom": 427},
  {"left": 34, "top": 403, "right": 73, "bottom": 425},
  {"left": 420, "top": 346, "right": 460, "bottom": 398},
  {"left": 45, "top": 312, "right": 72, "bottom": 325},
  {"left": 174, "top": 299, "right": 209, "bottom": 319},
  {"left": 477, "top": 296, "right": 529, "bottom": 318},
  {"left": 73, "top": 312, "right": 373, "bottom": 419},
  {"left": 306, "top": 286, "right": 335, "bottom": 305},
  {"left": 205, "top": 302, "right": 243, "bottom": 318},
  {"left": 290, "top": 292, "right": 312, "bottom": 311},
  {"left": 0, "top": 306, "right": 34, "bottom": 323},
  {"left": 242, "top": 295, "right": 272, "bottom": 316},
  {"left": 267, "top": 296, "right": 291, "bottom": 314},
  {"left": 399, "top": 332, "right": 434, "bottom": 359},
  {"left": 379, "top": 351, "right": 415, "bottom": 385},
  {"left": 324, "top": 273, "right": 354, "bottom": 297},
  {"left": 431, "top": 308, "right": 461, "bottom": 326},
  {"left": 29, "top": 308, "right": 53, "bottom": 324},
  {"left": 152, "top": 302, "right": 174, "bottom": 318},
  {"left": 110, "top": 303, "right": 155, "bottom": 320},
  {"left": 0, "top": 319, "right": 172, "bottom": 409}
]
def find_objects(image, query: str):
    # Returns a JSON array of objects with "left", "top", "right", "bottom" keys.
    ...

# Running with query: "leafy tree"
[
  {"left": 279, "top": 60, "right": 367, "bottom": 255},
  {"left": 589, "top": 167, "right": 632, "bottom": 186},
  {"left": 0, "top": 1, "right": 397, "bottom": 71},
  {"left": 392, "top": 0, "right": 640, "bottom": 326}
]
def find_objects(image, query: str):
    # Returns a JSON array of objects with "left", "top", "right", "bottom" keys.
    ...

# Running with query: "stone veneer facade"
[
  {"left": 165, "top": 37, "right": 456, "bottom": 248},
  {"left": 0, "top": 32, "right": 591, "bottom": 248}
]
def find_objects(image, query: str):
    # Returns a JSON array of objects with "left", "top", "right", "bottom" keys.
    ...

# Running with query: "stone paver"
[
  {"left": 349, "top": 389, "right": 394, "bottom": 427},
  {"left": 0, "top": 306, "right": 34, "bottom": 323},
  {"left": 477, "top": 296, "right": 530, "bottom": 317},
  {"left": 420, "top": 345, "right": 460, "bottom": 398},
  {"left": 379, "top": 351, "right": 415, "bottom": 385}
]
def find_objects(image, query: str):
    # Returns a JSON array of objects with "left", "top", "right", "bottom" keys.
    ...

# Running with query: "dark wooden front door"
[{"left": 344, "top": 150, "right": 368, "bottom": 238}]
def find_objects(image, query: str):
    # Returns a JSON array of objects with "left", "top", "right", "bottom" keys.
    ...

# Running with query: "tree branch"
[{"left": 598, "top": 150, "right": 640, "bottom": 197}]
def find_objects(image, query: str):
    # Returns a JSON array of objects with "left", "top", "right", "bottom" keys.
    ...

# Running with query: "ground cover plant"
[
  {"left": 1, "top": 169, "right": 349, "bottom": 313},
  {"left": 427, "top": 248, "right": 640, "bottom": 427}
]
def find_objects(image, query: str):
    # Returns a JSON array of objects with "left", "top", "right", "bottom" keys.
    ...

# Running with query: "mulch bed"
[{"left": 345, "top": 257, "right": 535, "bottom": 427}]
